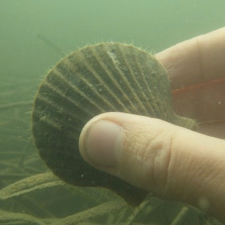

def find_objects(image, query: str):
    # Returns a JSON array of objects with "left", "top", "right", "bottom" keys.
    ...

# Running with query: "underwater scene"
[{"left": 1, "top": 1, "right": 225, "bottom": 224}]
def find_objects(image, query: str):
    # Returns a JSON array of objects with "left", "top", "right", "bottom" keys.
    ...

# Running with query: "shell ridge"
[
  {"left": 66, "top": 54, "right": 122, "bottom": 112},
  {"left": 102, "top": 43, "right": 148, "bottom": 114},
  {"left": 115, "top": 44, "right": 151, "bottom": 115},
  {"left": 131, "top": 49, "right": 160, "bottom": 117},
  {"left": 94, "top": 44, "right": 144, "bottom": 114},
  {"left": 33, "top": 95, "right": 88, "bottom": 132},
  {"left": 89, "top": 45, "right": 138, "bottom": 112},
  {"left": 79, "top": 46, "right": 134, "bottom": 113},
  {"left": 41, "top": 80, "right": 95, "bottom": 117},
  {"left": 37, "top": 80, "right": 101, "bottom": 129},
  {"left": 134, "top": 50, "right": 171, "bottom": 119},
  {"left": 33, "top": 109, "right": 63, "bottom": 131},
  {"left": 152, "top": 67, "right": 173, "bottom": 121},
  {"left": 54, "top": 59, "right": 115, "bottom": 113}
]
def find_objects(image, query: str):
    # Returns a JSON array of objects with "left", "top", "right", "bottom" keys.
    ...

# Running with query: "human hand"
[{"left": 79, "top": 27, "right": 225, "bottom": 223}]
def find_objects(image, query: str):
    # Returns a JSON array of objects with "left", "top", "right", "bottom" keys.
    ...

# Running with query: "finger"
[
  {"left": 79, "top": 112, "right": 225, "bottom": 223},
  {"left": 199, "top": 122, "right": 225, "bottom": 139},
  {"left": 156, "top": 27, "right": 225, "bottom": 89},
  {"left": 174, "top": 80, "right": 225, "bottom": 141},
  {"left": 171, "top": 73, "right": 225, "bottom": 139},
  {"left": 172, "top": 79, "right": 225, "bottom": 123},
  {"left": 155, "top": 28, "right": 225, "bottom": 135}
]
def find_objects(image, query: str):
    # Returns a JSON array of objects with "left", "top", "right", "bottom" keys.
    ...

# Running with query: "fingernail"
[{"left": 84, "top": 120, "right": 123, "bottom": 167}]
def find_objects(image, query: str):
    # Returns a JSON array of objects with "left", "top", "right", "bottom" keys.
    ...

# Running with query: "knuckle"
[
  {"left": 133, "top": 124, "right": 175, "bottom": 193},
  {"left": 117, "top": 119, "right": 177, "bottom": 194}
]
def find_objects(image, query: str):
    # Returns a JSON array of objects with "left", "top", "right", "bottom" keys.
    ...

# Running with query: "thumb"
[{"left": 79, "top": 112, "right": 225, "bottom": 223}]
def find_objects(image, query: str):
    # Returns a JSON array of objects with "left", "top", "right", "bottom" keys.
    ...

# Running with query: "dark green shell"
[{"left": 32, "top": 43, "right": 197, "bottom": 205}]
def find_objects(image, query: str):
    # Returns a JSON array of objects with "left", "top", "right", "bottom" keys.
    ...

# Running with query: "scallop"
[{"left": 32, "top": 43, "right": 197, "bottom": 205}]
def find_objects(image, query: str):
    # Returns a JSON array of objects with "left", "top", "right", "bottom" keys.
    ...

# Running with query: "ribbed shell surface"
[{"left": 32, "top": 43, "right": 197, "bottom": 205}]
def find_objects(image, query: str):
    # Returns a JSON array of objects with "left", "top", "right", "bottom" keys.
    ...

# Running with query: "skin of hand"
[{"left": 79, "top": 27, "right": 225, "bottom": 223}]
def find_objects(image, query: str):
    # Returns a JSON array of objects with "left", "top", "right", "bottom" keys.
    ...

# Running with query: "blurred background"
[{"left": 0, "top": 1, "right": 224, "bottom": 224}]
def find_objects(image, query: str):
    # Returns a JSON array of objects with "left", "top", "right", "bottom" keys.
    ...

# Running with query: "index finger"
[
  {"left": 156, "top": 27, "right": 225, "bottom": 90},
  {"left": 155, "top": 28, "right": 225, "bottom": 135}
]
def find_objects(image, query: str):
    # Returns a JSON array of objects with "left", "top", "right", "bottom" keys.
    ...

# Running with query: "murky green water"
[{"left": 0, "top": 1, "right": 224, "bottom": 224}]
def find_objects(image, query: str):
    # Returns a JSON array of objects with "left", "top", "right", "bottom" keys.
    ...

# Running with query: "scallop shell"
[{"left": 32, "top": 43, "right": 197, "bottom": 205}]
